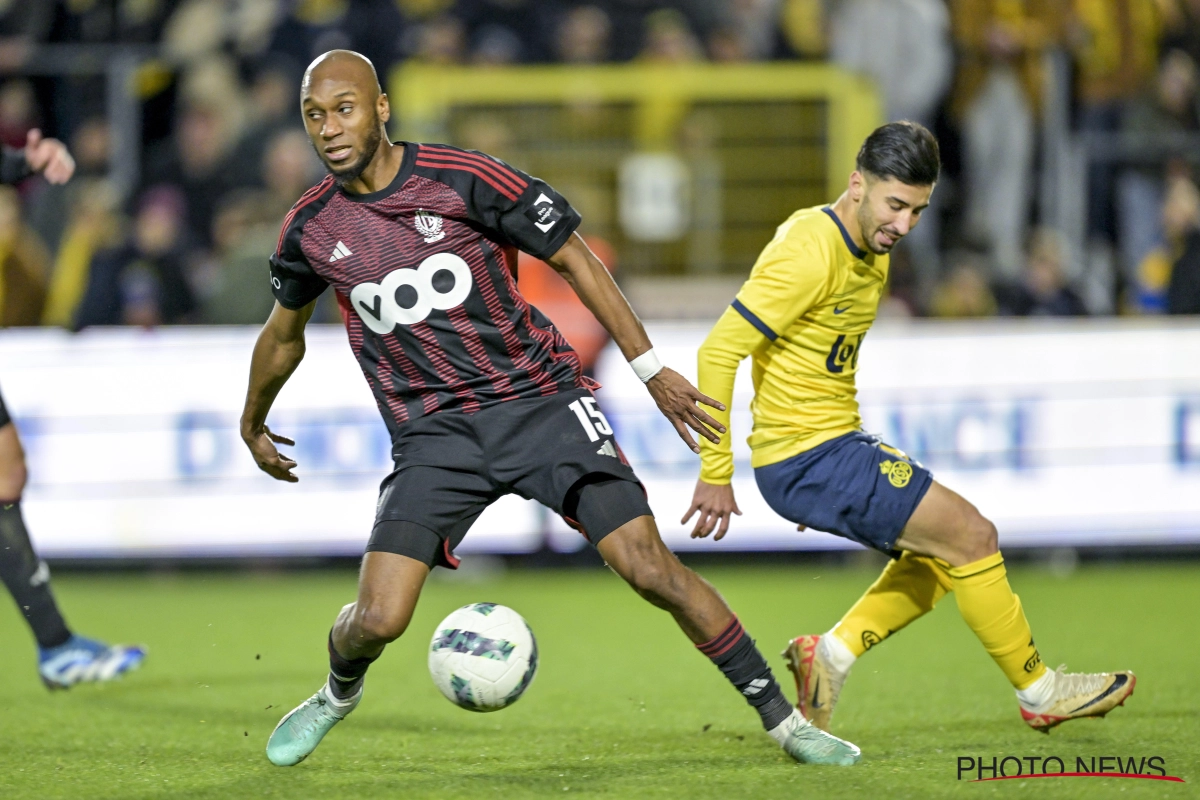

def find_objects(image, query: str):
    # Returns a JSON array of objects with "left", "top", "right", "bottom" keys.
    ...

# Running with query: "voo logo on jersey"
[{"left": 350, "top": 253, "right": 473, "bottom": 333}]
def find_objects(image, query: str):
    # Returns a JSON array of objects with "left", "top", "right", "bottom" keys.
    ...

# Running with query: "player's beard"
[
  {"left": 322, "top": 113, "right": 384, "bottom": 184},
  {"left": 856, "top": 202, "right": 899, "bottom": 255}
]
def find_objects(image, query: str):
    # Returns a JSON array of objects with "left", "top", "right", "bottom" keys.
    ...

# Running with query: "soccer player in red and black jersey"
[{"left": 244, "top": 51, "right": 860, "bottom": 767}]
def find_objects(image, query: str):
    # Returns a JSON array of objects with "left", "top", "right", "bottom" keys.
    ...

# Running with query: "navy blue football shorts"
[
  {"left": 367, "top": 388, "right": 651, "bottom": 569},
  {"left": 754, "top": 431, "right": 933, "bottom": 554}
]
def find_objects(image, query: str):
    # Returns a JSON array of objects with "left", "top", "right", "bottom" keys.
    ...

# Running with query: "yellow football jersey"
[{"left": 698, "top": 205, "right": 888, "bottom": 483}]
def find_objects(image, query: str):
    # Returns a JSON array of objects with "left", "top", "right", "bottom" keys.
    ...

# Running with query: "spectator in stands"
[
  {"left": 716, "top": 0, "right": 784, "bottom": 61},
  {"left": 1069, "top": 0, "right": 1163, "bottom": 243},
  {"left": 1117, "top": 49, "right": 1199, "bottom": 285},
  {"left": 830, "top": 0, "right": 953, "bottom": 291},
  {"left": 261, "top": 128, "right": 324, "bottom": 219},
  {"left": 48, "top": 0, "right": 170, "bottom": 44},
  {"left": 1165, "top": 173, "right": 1200, "bottom": 314},
  {"left": 555, "top": 6, "right": 612, "bottom": 64},
  {"left": 199, "top": 188, "right": 279, "bottom": 324},
  {"left": 411, "top": 14, "right": 468, "bottom": 64},
  {"left": 830, "top": 0, "right": 952, "bottom": 128},
  {"left": 41, "top": 180, "right": 122, "bottom": 328},
  {"left": 951, "top": 0, "right": 1063, "bottom": 283},
  {"left": 777, "top": 0, "right": 828, "bottom": 60},
  {"left": 163, "top": 0, "right": 280, "bottom": 64},
  {"left": 142, "top": 98, "right": 241, "bottom": 250},
  {"left": 470, "top": 24, "right": 524, "bottom": 66},
  {"left": 929, "top": 251, "right": 999, "bottom": 318},
  {"left": 997, "top": 227, "right": 1088, "bottom": 316},
  {"left": 74, "top": 185, "right": 196, "bottom": 328},
  {"left": 0, "top": 2, "right": 53, "bottom": 71},
  {"left": 640, "top": 9, "right": 705, "bottom": 63},
  {"left": 707, "top": 24, "right": 750, "bottom": 62},
  {"left": 229, "top": 58, "right": 303, "bottom": 190},
  {"left": 0, "top": 79, "right": 38, "bottom": 149},
  {"left": 0, "top": 185, "right": 50, "bottom": 326},
  {"left": 265, "top": 0, "right": 352, "bottom": 71},
  {"left": 28, "top": 115, "right": 110, "bottom": 255},
  {"left": 1162, "top": 0, "right": 1200, "bottom": 65}
]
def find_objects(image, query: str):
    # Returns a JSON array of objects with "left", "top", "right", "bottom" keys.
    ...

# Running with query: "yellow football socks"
[
  {"left": 948, "top": 552, "right": 1047, "bottom": 689},
  {"left": 831, "top": 551, "right": 953, "bottom": 657}
]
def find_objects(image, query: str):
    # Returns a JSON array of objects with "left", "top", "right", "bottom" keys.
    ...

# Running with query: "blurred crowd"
[{"left": 0, "top": 0, "right": 1198, "bottom": 329}]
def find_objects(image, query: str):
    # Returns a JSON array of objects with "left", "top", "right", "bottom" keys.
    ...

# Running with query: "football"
[{"left": 428, "top": 603, "right": 539, "bottom": 712}]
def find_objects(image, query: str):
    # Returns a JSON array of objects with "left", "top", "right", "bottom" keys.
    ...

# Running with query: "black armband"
[{"left": 0, "top": 147, "right": 32, "bottom": 185}]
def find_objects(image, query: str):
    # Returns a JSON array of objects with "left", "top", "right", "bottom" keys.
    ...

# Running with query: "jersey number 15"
[{"left": 568, "top": 397, "right": 613, "bottom": 442}]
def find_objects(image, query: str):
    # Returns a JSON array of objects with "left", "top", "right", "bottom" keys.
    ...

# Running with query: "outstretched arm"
[
  {"left": 240, "top": 300, "right": 316, "bottom": 481},
  {"left": 545, "top": 232, "right": 725, "bottom": 454}
]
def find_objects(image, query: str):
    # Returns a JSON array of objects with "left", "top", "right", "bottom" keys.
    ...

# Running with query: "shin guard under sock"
[
  {"left": 949, "top": 552, "right": 1047, "bottom": 689},
  {"left": 831, "top": 550, "right": 953, "bottom": 656},
  {"left": 697, "top": 616, "right": 793, "bottom": 730},
  {"left": 327, "top": 631, "right": 378, "bottom": 700},
  {"left": 0, "top": 502, "right": 70, "bottom": 649}
]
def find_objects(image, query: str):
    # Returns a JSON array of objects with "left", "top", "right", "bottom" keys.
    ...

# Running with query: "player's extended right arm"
[{"left": 240, "top": 300, "right": 317, "bottom": 482}]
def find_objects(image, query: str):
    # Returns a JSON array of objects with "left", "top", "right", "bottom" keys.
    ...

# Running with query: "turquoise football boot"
[
  {"left": 266, "top": 681, "right": 362, "bottom": 766},
  {"left": 771, "top": 709, "right": 861, "bottom": 766}
]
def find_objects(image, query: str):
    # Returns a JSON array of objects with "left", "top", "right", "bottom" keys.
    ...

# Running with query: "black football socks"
[
  {"left": 0, "top": 502, "right": 71, "bottom": 649},
  {"left": 697, "top": 616, "right": 793, "bottom": 731},
  {"left": 327, "top": 630, "right": 377, "bottom": 700}
]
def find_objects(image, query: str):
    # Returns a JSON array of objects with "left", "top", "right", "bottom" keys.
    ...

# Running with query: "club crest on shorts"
[
  {"left": 879, "top": 459, "right": 912, "bottom": 488},
  {"left": 414, "top": 209, "right": 445, "bottom": 243}
]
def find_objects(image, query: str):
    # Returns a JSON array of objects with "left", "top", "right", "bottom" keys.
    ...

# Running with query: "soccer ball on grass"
[{"left": 428, "top": 603, "right": 538, "bottom": 712}]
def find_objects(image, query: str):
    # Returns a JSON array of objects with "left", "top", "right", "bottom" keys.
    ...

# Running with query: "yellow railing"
[
  {"left": 392, "top": 62, "right": 881, "bottom": 201},
  {"left": 389, "top": 63, "right": 882, "bottom": 275}
]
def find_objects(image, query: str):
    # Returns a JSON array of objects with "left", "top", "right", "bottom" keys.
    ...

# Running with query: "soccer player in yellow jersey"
[{"left": 684, "top": 122, "right": 1135, "bottom": 733}]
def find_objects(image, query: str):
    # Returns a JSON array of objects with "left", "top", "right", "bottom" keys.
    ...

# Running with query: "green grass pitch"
[{"left": 0, "top": 560, "right": 1196, "bottom": 799}]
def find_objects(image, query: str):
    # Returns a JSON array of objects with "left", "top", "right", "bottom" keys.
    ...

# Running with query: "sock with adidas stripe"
[{"left": 697, "top": 616, "right": 793, "bottom": 730}]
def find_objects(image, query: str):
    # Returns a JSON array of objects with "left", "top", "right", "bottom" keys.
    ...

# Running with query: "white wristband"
[{"left": 629, "top": 348, "right": 664, "bottom": 383}]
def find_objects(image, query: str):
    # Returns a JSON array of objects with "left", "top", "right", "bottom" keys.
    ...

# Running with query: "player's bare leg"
[
  {"left": 267, "top": 552, "right": 429, "bottom": 765},
  {"left": 597, "top": 516, "right": 860, "bottom": 765},
  {"left": 894, "top": 481, "right": 1134, "bottom": 730},
  {"left": 331, "top": 551, "right": 430, "bottom": 662}
]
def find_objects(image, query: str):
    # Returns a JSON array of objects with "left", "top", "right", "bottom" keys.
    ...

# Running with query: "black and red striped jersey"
[{"left": 269, "top": 142, "right": 596, "bottom": 441}]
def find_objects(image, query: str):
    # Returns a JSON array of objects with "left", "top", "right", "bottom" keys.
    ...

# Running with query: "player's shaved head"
[
  {"left": 299, "top": 50, "right": 394, "bottom": 187},
  {"left": 302, "top": 50, "right": 381, "bottom": 101}
]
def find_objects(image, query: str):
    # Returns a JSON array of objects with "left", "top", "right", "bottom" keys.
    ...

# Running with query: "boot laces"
[{"left": 1053, "top": 665, "right": 1107, "bottom": 700}]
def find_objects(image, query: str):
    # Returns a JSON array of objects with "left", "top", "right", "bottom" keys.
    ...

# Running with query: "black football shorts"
[
  {"left": 367, "top": 388, "right": 651, "bottom": 568},
  {"left": 0, "top": 386, "right": 10, "bottom": 429}
]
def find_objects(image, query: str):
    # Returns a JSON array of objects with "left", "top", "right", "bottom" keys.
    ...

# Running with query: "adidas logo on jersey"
[
  {"left": 596, "top": 441, "right": 618, "bottom": 458},
  {"left": 329, "top": 241, "right": 353, "bottom": 262}
]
